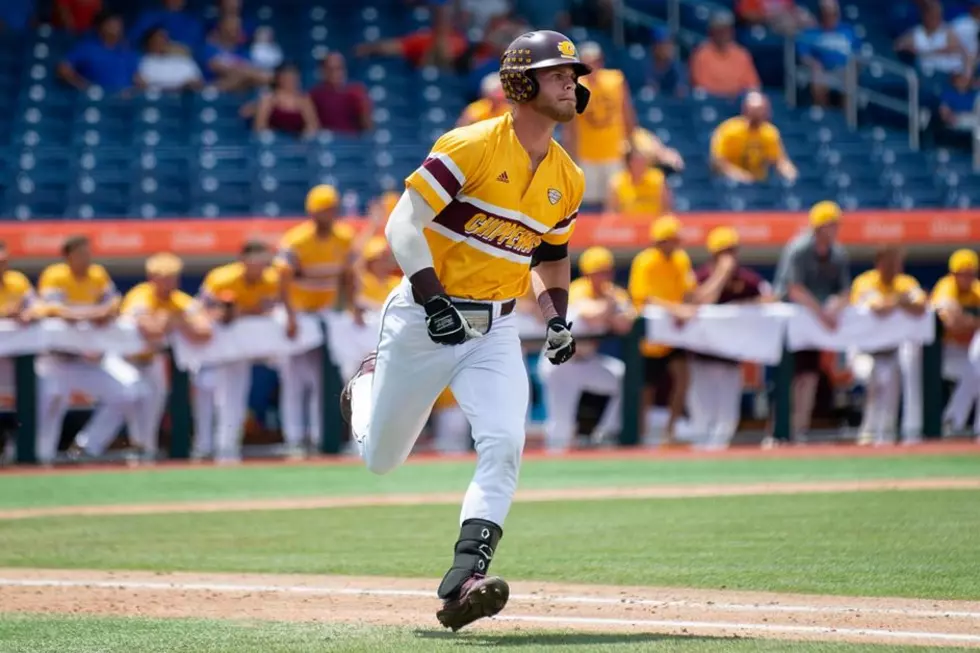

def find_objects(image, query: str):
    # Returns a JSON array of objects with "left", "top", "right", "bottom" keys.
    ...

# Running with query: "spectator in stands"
[
  {"left": 564, "top": 42, "right": 636, "bottom": 209},
  {"left": 710, "top": 92, "right": 798, "bottom": 184},
  {"left": 797, "top": 0, "right": 860, "bottom": 106},
  {"left": 355, "top": 3, "right": 467, "bottom": 69},
  {"left": 138, "top": 26, "right": 204, "bottom": 92},
  {"left": 628, "top": 216, "right": 697, "bottom": 447},
  {"left": 309, "top": 53, "right": 372, "bottom": 134},
  {"left": 849, "top": 246, "right": 926, "bottom": 446},
  {"left": 206, "top": 0, "right": 256, "bottom": 41},
  {"left": 951, "top": 1, "right": 980, "bottom": 67},
  {"left": 251, "top": 63, "right": 319, "bottom": 139},
  {"left": 200, "top": 14, "right": 271, "bottom": 91},
  {"left": 0, "top": 0, "right": 34, "bottom": 32},
  {"left": 52, "top": 0, "right": 102, "bottom": 34},
  {"left": 895, "top": 0, "right": 967, "bottom": 75},
  {"left": 249, "top": 26, "right": 283, "bottom": 72},
  {"left": 938, "top": 70, "right": 979, "bottom": 136},
  {"left": 689, "top": 227, "right": 773, "bottom": 450},
  {"left": 646, "top": 28, "right": 688, "bottom": 98},
  {"left": 58, "top": 11, "right": 140, "bottom": 94},
  {"left": 690, "top": 11, "right": 761, "bottom": 98},
  {"left": 735, "top": 0, "right": 814, "bottom": 36},
  {"left": 458, "top": 0, "right": 512, "bottom": 32},
  {"left": 130, "top": 0, "right": 204, "bottom": 49},
  {"left": 457, "top": 73, "right": 509, "bottom": 126},
  {"left": 931, "top": 249, "right": 980, "bottom": 440},
  {"left": 772, "top": 201, "right": 851, "bottom": 447},
  {"left": 605, "top": 145, "right": 671, "bottom": 219}
]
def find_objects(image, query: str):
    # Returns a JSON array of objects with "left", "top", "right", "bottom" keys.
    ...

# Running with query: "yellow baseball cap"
[
  {"left": 809, "top": 200, "right": 841, "bottom": 228},
  {"left": 362, "top": 236, "right": 390, "bottom": 261},
  {"left": 706, "top": 226, "right": 739, "bottom": 254},
  {"left": 145, "top": 252, "right": 183, "bottom": 277},
  {"left": 650, "top": 215, "right": 681, "bottom": 242},
  {"left": 949, "top": 249, "right": 979, "bottom": 273},
  {"left": 578, "top": 246, "right": 615, "bottom": 275},
  {"left": 306, "top": 184, "right": 339, "bottom": 214}
]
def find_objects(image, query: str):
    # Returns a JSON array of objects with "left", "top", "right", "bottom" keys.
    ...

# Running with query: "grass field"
[{"left": 1, "top": 445, "right": 979, "bottom": 651}]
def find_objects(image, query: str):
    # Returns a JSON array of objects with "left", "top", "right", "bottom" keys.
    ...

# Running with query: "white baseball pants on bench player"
[
  {"left": 350, "top": 281, "right": 528, "bottom": 526},
  {"left": 687, "top": 358, "right": 743, "bottom": 449},
  {"left": 536, "top": 353, "right": 623, "bottom": 452}
]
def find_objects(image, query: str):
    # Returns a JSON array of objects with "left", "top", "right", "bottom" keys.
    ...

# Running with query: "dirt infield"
[
  {"left": 2, "top": 476, "right": 979, "bottom": 521},
  {"left": 1, "top": 568, "right": 979, "bottom": 647}
]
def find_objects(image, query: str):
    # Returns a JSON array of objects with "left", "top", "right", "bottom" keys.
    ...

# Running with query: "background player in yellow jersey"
[
  {"left": 276, "top": 184, "right": 355, "bottom": 458},
  {"left": 537, "top": 246, "right": 635, "bottom": 453},
  {"left": 710, "top": 92, "right": 797, "bottom": 184},
  {"left": 563, "top": 42, "right": 635, "bottom": 207},
  {"left": 849, "top": 246, "right": 925, "bottom": 446},
  {"left": 0, "top": 241, "right": 37, "bottom": 432},
  {"left": 456, "top": 73, "right": 510, "bottom": 127},
  {"left": 104, "top": 253, "right": 212, "bottom": 463},
  {"left": 932, "top": 249, "right": 980, "bottom": 439},
  {"left": 340, "top": 30, "right": 588, "bottom": 631},
  {"left": 199, "top": 241, "right": 280, "bottom": 464},
  {"left": 35, "top": 236, "right": 140, "bottom": 465},
  {"left": 604, "top": 144, "right": 671, "bottom": 219}
]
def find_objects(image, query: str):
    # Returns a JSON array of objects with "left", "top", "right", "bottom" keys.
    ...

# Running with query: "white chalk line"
[
  {"left": 1, "top": 577, "right": 979, "bottom": 628},
  {"left": 494, "top": 615, "right": 980, "bottom": 643}
]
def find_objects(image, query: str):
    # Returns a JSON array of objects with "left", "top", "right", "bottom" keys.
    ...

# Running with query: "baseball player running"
[{"left": 340, "top": 30, "right": 589, "bottom": 631}]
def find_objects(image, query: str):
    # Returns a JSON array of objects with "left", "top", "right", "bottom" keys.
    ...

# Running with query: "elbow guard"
[{"left": 531, "top": 242, "right": 568, "bottom": 267}]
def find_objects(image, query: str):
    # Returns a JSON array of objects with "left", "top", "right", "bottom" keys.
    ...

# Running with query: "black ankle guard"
[{"left": 436, "top": 518, "right": 502, "bottom": 600}]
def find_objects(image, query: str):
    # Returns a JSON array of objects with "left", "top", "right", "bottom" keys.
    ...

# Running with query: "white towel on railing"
[
  {"left": 786, "top": 306, "right": 935, "bottom": 352},
  {"left": 643, "top": 304, "right": 790, "bottom": 364}
]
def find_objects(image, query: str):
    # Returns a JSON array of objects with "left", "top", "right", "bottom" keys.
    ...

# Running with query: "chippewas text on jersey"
[{"left": 405, "top": 113, "right": 585, "bottom": 302}]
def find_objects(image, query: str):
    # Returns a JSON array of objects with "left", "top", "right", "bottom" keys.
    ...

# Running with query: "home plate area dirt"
[{"left": 2, "top": 569, "right": 979, "bottom": 647}]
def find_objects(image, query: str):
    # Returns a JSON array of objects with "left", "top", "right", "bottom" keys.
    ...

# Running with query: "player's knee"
[{"left": 475, "top": 427, "right": 525, "bottom": 469}]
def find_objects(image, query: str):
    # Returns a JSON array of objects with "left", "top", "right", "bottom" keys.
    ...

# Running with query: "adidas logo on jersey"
[{"left": 496, "top": 172, "right": 509, "bottom": 183}]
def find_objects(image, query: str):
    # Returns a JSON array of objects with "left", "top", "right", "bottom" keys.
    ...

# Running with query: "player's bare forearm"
[
  {"left": 530, "top": 255, "right": 570, "bottom": 322},
  {"left": 278, "top": 267, "right": 296, "bottom": 318}
]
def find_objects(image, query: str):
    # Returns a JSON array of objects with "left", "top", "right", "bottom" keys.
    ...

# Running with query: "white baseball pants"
[
  {"left": 35, "top": 355, "right": 142, "bottom": 464},
  {"left": 536, "top": 353, "right": 623, "bottom": 453},
  {"left": 278, "top": 347, "right": 323, "bottom": 450},
  {"left": 95, "top": 355, "right": 170, "bottom": 456},
  {"left": 945, "top": 343, "right": 980, "bottom": 432},
  {"left": 350, "top": 282, "right": 528, "bottom": 526},
  {"left": 192, "top": 367, "right": 218, "bottom": 458},
  {"left": 857, "top": 353, "right": 902, "bottom": 445},
  {"left": 687, "top": 358, "right": 743, "bottom": 449},
  {"left": 213, "top": 360, "right": 252, "bottom": 462},
  {"left": 898, "top": 342, "right": 923, "bottom": 441}
]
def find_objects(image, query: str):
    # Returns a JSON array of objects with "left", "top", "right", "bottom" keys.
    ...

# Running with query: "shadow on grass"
[{"left": 414, "top": 629, "right": 729, "bottom": 647}]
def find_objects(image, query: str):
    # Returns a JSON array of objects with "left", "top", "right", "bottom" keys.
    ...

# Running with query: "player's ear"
[{"left": 574, "top": 84, "right": 591, "bottom": 114}]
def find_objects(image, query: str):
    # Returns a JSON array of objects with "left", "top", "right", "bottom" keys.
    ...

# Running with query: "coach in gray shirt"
[{"left": 772, "top": 200, "right": 851, "bottom": 445}]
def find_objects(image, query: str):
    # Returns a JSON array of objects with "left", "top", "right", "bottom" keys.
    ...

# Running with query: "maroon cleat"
[
  {"left": 340, "top": 352, "right": 377, "bottom": 425},
  {"left": 436, "top": 575, "right": 510, "bottom": 632}
]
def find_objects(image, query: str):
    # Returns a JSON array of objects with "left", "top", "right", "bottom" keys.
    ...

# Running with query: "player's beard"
[{"left": 537, "top": 100, "right": 576, "bottom": 123}]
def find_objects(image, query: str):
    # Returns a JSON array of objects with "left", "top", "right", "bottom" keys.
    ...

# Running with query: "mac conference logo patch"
[{"left": 547, "top": 188, "right": 562, "bottom": 205}]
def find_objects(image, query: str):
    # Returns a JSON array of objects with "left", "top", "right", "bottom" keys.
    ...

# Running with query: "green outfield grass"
[
  {"left": 2, "top": 490, "right": 978, "bottom": 599},
  {"left": 2, "top": 454, "right": 979, "bottom": 510},
  {"left": 0, "top": 615, "right": 963, "bottom": 653}
]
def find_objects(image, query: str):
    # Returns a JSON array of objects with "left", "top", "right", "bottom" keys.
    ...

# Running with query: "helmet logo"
[{"left": 557, "top": 40, "right": 577, "bottom": 59}]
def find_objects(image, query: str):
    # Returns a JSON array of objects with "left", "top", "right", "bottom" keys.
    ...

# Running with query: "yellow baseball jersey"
[
  {"left": 710, "top": 117, "right": 785, "bottom": 181},
  {"left": 121, "top": 282, "right": 198, "bottom": 361},
  {"left": 433, "top": 388, "right": 457, "bottom": 410},
  {"left": 276, "top": 221, "right": 355, "bottom": 312},
  {"left": 931, "top": 274, "right": 980, "bottom": 345},
  {"left": 38, "top": 263, "right": 118, "bottom": 314},
  {"left": 575, "top": 69, "right": 627, "bottom": 162},
  {"left": 0, "top": 270, "right": 34, "bottom": 315},
  {"left": 628, "top": 247, "right": 696, "bottom": 357},
  {"left": 405, "top": 113, "right": 585, "bottom": 301},
  {"left": 201, "top": 262, "right": 280, "bottom": 313},
  {"left": 609, "top": 168, "right": 667, "bottom": 219},
  {"left": 461, "top": 98, "right": 510, "bottom": 124},
  {"left": 850, "top": 270, "right": 924, "bottom": 307},
  {"left": 357, "top": 271, "right": 402, "bottom": 310}
]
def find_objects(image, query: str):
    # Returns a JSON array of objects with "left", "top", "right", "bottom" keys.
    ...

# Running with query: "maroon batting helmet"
[{"left": 499, "top": 30, "right": 592, "bottom": 114}]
